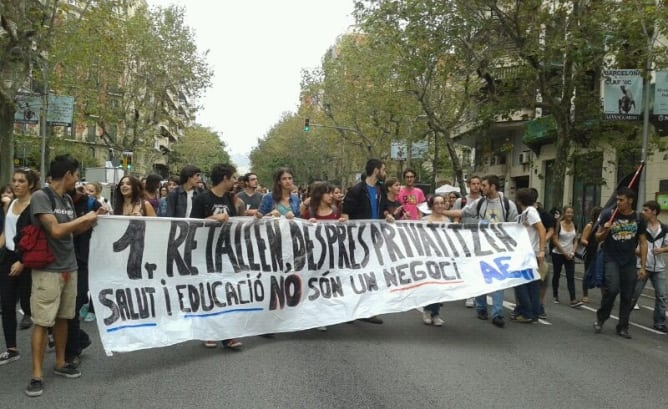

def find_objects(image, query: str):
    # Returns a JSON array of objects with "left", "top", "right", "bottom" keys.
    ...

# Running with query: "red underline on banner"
[
  {"left": 106, "top": 323, "right": 158, "bottom": 333},
  {"left": 184, "top": 307, "right": 264, "bottom": 318},
  {"left": 390, "top": 280, "right": 465, "bottom": 292}
]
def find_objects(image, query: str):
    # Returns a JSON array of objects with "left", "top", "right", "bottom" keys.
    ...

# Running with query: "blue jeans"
[
  {"left": 476, "top": 290, "right": 504, "bottom": 318},
  {"left": 631, "top": 270, "right": 666, "bottom": 327},
  {"left": 514, "top": 281, "right": 541, "bottom": 320},
  {"left": 597, "top": 261, "right": 636, "bottom": 330},
  {"left": 424, "top": 303, "right": 441, "bottom": 316}
]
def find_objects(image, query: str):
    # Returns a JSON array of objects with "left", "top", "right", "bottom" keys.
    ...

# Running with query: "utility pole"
[{"left": 39, "top": 62, "right": 49, "bottom": 187}]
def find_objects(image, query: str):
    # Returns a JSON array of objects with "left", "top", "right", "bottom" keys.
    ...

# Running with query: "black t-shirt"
[
  {"left": 599, "top": 208, "right": 646, "bottom": 267},
  {"left": 190, "top": 190, "right": 237, "bottom": 219},
  {"left": 385, "top": 198, "right": 405, "bottom": 219},
  {"left": 538, "top": 208, "right": 554, "bottom": 231},
  {"left": 72, "top": 193, "right": 102, "bottom": 264}
]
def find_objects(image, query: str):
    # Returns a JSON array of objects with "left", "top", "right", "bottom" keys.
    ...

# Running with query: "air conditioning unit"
[{"left": 519, "top": 152, "right": 530, "bottom": 164}]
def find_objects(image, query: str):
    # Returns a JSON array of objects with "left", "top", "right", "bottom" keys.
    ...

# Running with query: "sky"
[{"left": 147, "top": 0, "right": 356, "bottom": 172}]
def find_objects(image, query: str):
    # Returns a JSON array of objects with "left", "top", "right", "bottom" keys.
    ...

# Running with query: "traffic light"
[
  {"left": 122, "top": 150, "right": 133, "bottom": 171},
  {"left": 304, "top": 118, "right": 310, "bottom": 132}
]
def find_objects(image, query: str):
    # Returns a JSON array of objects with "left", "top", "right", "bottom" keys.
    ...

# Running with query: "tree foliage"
[
  {"left": 167, "top": 125, "right": 230, "bottom": 176},
  {"left": 0, "top": 1, "right": 213, "bottom": 184}
]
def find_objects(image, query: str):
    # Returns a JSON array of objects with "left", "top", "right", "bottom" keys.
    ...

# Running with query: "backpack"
[
  {"left": 646, "top": 223, "right": 668, "bottom": 244},
  {"left": 476, "top": 195, "right": 511, "bottom": 222},
  {"left": 17, "top": 187, "right": 61, "bottom": 269}
]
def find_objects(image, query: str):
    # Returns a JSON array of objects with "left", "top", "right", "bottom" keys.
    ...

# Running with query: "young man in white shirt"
[
  {"left": 630, "top": 200, "right": 668, "bottom": 332},
  {"left": 512, "top": 188, "right": 546, "bottom": 322}
]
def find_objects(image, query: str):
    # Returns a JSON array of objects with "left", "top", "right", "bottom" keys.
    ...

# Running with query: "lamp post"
[{"left": 39, "top": 64, "right": 48, "bottom": 187}]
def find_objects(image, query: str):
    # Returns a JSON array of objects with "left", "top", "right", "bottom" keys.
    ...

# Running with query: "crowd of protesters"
[{"left": 0, "top": 156, "right": 666, "bottom": 398}]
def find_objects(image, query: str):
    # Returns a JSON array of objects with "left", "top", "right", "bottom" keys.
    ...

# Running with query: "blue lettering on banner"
[{"left": 479, "top": 256, "right": 534, "bottom": 284}]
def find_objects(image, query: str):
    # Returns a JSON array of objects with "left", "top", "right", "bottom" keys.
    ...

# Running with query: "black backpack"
[{"left": 646, "top": 223, "right": 668, "bottom": 244}]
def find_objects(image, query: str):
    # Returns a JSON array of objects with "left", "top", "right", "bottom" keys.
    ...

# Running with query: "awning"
[{"left": 522, "top": 115, "right": 557, "bottom": 146}]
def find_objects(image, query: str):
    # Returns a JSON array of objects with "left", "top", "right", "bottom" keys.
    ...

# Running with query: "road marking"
[{"left": 579, "top": 304, "right": 665, "bottom": 334}]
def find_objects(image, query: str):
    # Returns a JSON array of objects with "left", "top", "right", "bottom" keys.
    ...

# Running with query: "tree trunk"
[
  {"left": 550, "top": 113, "right": 572, "bottom": 209},
  {"left": 441, "top": 130, "right": 468, "bottom": 196},
  {"left": 0, "top": 99, "right": 15, "bottom": 185}
]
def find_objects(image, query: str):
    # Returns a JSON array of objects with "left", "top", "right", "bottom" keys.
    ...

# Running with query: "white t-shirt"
[
  {"left": 517, "top": 206, "right": 542, "bottom": 253},
  {"left": 637, "top": 223, "right": 668, "bottom": 272},
  {"left": 186, "top": 189, "right": 194, "bottom": 219}
]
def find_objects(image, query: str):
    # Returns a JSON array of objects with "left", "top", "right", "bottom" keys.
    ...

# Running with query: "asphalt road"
[{"left": 1, "top": 274, "right": 666, "bottom": 409}]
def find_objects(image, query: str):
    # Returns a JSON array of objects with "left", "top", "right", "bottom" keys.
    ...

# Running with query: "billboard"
[{"left": 601, "top": 69, "right": 642, "bottom": 120}]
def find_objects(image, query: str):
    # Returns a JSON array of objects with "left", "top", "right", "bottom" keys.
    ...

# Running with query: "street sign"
[
  {"left": 47, "top": 95, "right": 75, "bottom": 126},
  {"left": 13, "top": 93, "right": 75, "bottom": 126}
]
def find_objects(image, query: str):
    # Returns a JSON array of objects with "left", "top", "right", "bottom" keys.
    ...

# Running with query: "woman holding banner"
[
  {"left": 301, "top": 181, "right": 345, "bottom": 222},
  {"left": 113, "top": 176, "right": 156, "bottom": 217},
  {"left": 420, "top": 194, "right": 450, "bottom": 327},
  {"left": 257, "top": 168, "right": 301, "bottom": 219}
]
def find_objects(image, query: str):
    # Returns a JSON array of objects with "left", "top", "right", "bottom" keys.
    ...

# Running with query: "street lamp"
[{"left": 39, "top": 64, "right": 48, "bottom": 187}]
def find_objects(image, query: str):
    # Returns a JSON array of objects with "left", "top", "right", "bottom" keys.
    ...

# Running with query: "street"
[{"left": 1, "top": 272, "right": 666, "bottom": 409}]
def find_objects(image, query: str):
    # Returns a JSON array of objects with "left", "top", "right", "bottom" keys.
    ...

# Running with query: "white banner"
[
  {"left": 601, "top": 69, "right": 643, "bottom": 120},
  {"left": 89, "top": 217, "right": 538, "bottom": 355}
]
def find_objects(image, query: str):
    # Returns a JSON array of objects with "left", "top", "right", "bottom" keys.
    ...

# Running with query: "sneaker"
[
  {"left": 553, "top": 297, "right": 559, "bottom": 304},
  {"left": 431, "top": 316, "right": 444, "bottom": 327},
  {"left": 593, "top": 320, "right": 603, "bottom": 334},
  {"left": 221, "top": 339, "right": 243, "bottom": 349},
  {"left": 25, "top": 378, "right": 43, "bottom": 397},
  {"left": 513, "top": 315, "right": 534, "bottom": 323},
  {"left": 359, "top": 316, "right": 383, "bottom": 324},
  {"left": 616, "top": 328, "right": 632, "bottom": 339},
  {"left": 79, "top": 304, "right": 89, "bottom": 320},
  {"left": 538, "top": 305, "right": 547, "bottom": 319},
  {"left": 653, "top": 324, "right": 667, "bottom": 333},
  {"left": 54, "top": 363, "right": 81, "bottom": 378},
  {"left": 464, "top": 298, "right": 475, "bottom": 308},
  {"left": 570, "top": 301, "right": 584, "bottom": 308},
  {"left": 633, "top": 303, "right": 640, "bottom": 310},
  {"left": 316, "top": 326, "right": 328, "bottom": 332},
  {"left": 422, "top": 311, "right": 433, "bottom": 325},
  {"left": 203, "top": 341, "right": 218, "bottom": 348},
  {"left": 581, "top": 296, "right": 589, "bottom": 304},
  {"left": 84, "top": 312, "right": 96, "bottom": 322},
  {"left": 492, "top": 316, "right": 505, "bottom": 328},
  {"left": 0, "top": 350, "right": 20, "bottom": 365},
  {"left": 19, "top": 315, "right": 32, "bottom": 330},
  {"left": 67, "top": 355, "right": 81, "bottom": 369}
]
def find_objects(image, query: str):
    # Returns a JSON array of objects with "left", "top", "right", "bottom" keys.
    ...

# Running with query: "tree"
[
  {"left": 353, "top": 0, "right": 480, "bottom": 193},
  {"left": 249, "top": 113, "right": 344, "bottom": 188},
  {"left": 0, "top": 0, "right": 64, "bottom": 184},
  {"left": 50, "top": 3, "right": 213, "bottom": 170},
  {"left": 452, "top": 0, "right": 667, "bottom": 206},
  {"left": 167, "top": 125, "right": 230, "bottom": 175}
]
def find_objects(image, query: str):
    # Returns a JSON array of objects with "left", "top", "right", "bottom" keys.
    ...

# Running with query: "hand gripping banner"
[{"left": 88, "top": 216, "right": 538, "bottom": 355}]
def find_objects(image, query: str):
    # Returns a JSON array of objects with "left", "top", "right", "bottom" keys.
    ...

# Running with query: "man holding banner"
[
  {"left": 342, "top": 158, "right": 388, "bottom": 324},
  {"left": 26, "top": 155, "right": 103, "bottom": 397},
  {"left": 443, "top": 175, "right": 518, "bottom": 328},
  {"left": 190, "top": 163, "right": 244, "bottom": 350},
  {"left": 593, "top": 187, "right": 647, "bottom": 339}
]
